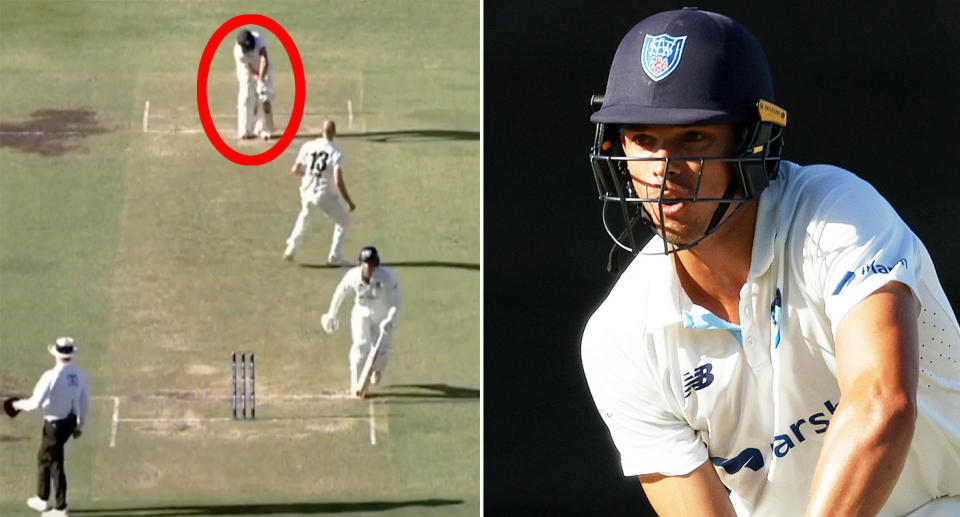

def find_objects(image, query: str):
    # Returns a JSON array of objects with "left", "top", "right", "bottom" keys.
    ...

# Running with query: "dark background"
[{"left": 484, "top": 1, "right": 960, "bottom": 515}]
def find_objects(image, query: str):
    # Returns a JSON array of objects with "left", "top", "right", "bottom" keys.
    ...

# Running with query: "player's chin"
[
  {"left": 654, "top": 221, "right": 702, "bottom": 246},
  {"left": 646, "top": 210, "right": 685, "bottom": 235}
]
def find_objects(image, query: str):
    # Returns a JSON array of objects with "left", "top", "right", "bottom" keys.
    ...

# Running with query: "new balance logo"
[{"left": 682, "top": 363, "right": 714, "bottom": 398}]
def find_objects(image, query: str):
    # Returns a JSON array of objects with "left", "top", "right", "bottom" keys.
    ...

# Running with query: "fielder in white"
[
  {"left": 234, "top": 28, "right": 275, "bottom": 140},
  {"left": 583, "top": 8, "right": 959, "bottom": 517},
  {"left": 321, "top": 246, "right": 402, "bottom": 396},
  {"left": 11, "top": 337, "right": 89, "bottom": 517},
  {"left": 283, "top": 119, "right": 356, "bottom": 264}
]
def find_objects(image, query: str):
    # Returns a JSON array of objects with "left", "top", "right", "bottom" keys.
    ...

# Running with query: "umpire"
[{"left": 4, "top": 337, "right": 90, "bottom": 516}]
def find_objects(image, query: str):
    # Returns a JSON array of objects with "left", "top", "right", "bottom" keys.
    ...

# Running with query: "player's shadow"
[
  {"left": 299, "top": 261, "right": 479, "bottom": 271},
  {"left": 71, "top": 498, "right": 463, "bottom": 515},
  {"left": 369, "top": 383, "right": 480, "bottom": 400},
  {"left": 291, "top": 129, "right": 479, "bottom": 143}
]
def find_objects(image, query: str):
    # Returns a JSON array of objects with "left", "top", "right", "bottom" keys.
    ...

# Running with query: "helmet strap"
[
  {"left": 705, "top": 178, "right": 739, "bottom": 235},
  {"left": 607, "top": 206, "right": 646, "bottom": 275}
]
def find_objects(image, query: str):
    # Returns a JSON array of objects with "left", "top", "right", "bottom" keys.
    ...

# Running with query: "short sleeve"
[
  {"left": 254, "top": 33, "right": 267, "bottom": 53},
  {"left": 386, "top": 269, "right": 402, "bottom": 308},
  {"left": 799, "top": 171, "right": 922, "bottom": 336},
  {"left": 581, "top": 316, "right": 707, "bottom": 477},
  {"left": 294, "top": 143, "right": 309, "bottom": 167},
  {"left": 332, "top": 147, "right": 344, "bottom": 169}
]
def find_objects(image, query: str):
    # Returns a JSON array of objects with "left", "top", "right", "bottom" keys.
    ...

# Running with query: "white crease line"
[
  {"left": 109, "top": 396, "right": 119, "bottom": 448},
  {"left": 207, "top": 111, "right": 348, "bottom": 118},
  {"left": 142, "top": 100, "right": 150, "bottom": 133},
  {"left": 120, "top": 417, "right": 233, "bottom": 423},
  {"left": 117, "top": 415, "right": 367, "bottom": 423},
  {"left": 368, "top": 400, "right": 377, "bottom": 445},
  {"left": 347, "top": 100, "right": 353, "bottom": 128},
  {"left": 143, "top": 128, "right": 271, "bottom": 136},
  {"left": 92, "top": 392, "right": 355, "bottom": 401},
  {"left": 145, "top": 128, "right": 210, "bottom": 135}
]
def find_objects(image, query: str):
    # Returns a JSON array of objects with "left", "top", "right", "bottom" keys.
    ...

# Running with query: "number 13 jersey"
[{"left": 295, "top": 137, "right": 344, "bottom": 197}]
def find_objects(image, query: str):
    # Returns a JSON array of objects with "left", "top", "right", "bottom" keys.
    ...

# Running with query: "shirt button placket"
[{"left": 740, "top": 292, "right": 770, "bottom": 370}]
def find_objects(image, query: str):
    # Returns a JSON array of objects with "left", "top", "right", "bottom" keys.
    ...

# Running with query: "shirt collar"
[
  {"left": 748, "top": 162, "right": 790, "bottom": 279},
  {"left": 621, "top": 238, "right": 688, "bottom": 332}
]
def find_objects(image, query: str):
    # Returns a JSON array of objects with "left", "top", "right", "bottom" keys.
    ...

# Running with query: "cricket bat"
[{"left": 353, "top": 328, "right": 387, "bottom": 398}]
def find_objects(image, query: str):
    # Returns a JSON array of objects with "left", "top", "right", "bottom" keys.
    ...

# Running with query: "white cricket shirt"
[
  {"left": 295, "top": 138, "right": 344, "bottom": 196},
  {"left": 15, "top": 362, "right": 90, "bottom": 429},
  {"left": 233, "top": 31, "right": 269, "bottom": 80},
  {"left": 328, "top": 266, "right": 402, "bottom": 321},
  {"left": 582, "top": 161, "right": 960, "bottom": 516}
]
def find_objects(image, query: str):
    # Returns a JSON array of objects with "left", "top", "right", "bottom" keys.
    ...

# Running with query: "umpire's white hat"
[{"left": 47, "top": 336, "right": 78, "bottom": 359}]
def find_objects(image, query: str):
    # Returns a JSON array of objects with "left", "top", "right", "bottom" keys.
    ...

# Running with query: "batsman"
[
  {"left": 581, "top": 7, "right": 960, "bottom": 516},
  {"left": 234, "top": 28, "right": 275, "bottom": 140},
  {"left": 321, "top": 246, "right": 403, "bottom": 397}
]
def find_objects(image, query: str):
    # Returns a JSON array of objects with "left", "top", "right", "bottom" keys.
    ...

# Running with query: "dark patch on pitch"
[
  {"left": 0, "top": 108, "right": 111, "bottom": 156},
  {"left": 0, "top": 434, "right": 30, "bottom": 443}
]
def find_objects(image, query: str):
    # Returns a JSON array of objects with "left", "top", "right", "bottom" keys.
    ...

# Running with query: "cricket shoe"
[
  {"left": 239, "top": 133, "right": 257, "bottom": 140},
  {"left": 283, "top": 251, "right": 295, "bottom": 262},
  {"left": 27, "top": 496, "right": 51, "bottom": 512},
  {"left": 258, "top": 130, "right": 272, "bottom": 140},
  {"left": 42, "top": 508, "right": 68, "bottom": 517}
]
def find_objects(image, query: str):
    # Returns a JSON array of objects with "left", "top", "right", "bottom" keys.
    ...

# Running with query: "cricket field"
[{"left": 0, "top": 1, "right": 480, "bottom": 515}]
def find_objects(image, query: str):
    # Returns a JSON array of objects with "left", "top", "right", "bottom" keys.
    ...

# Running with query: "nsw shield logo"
[{"left": 641, "top": 34, "right": 687, "bottom": 82}]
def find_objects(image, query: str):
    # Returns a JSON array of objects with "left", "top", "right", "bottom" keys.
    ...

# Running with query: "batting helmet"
[
  {"left": 358, "top": 246, "right": 380, "bottom": 266},
  {"left": 589, "top": 8, "right": 786, "bottom": 257},
  {"left": 237, "top": 29, "right": 255, "bottom": 52}
]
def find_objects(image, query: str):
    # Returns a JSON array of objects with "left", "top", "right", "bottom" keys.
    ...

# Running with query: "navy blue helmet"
[
  {"left": 359, "top": 246, "right": 380, "bottom": 266},
  {"left": 589, "top": 8, "right": 786, "bottom": 258},
  {"left": 237, "top": 29, "right": 255, "bottom": 52}
]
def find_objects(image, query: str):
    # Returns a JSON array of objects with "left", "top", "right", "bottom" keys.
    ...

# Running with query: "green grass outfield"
[{"left": 0, "top": 1, "right": 480, "bottom": 515}]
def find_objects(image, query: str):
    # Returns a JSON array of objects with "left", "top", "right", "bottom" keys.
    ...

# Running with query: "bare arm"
[
  {"left": 639, "top": 460, "right": 737, "bottom": 517},
  {"left": 291, "top": 162, "right": 305, "bottom": 177},
  {"left": 333, "top": 166, "right": 356, "bottom": 211},
  {"left": 258, "top": 48, "right": 269, "bottom": 81},
  {"left": 804, "top": 281, "right": 919, "bottom": 517}
]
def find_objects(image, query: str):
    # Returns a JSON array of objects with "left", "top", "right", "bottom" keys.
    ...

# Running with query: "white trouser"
[
  {"left": 236, "top": 75, "right": 275, "bottom": 137},
  {"left": 348, "top": 309, "right": 394, "bottom": 389},
  {"left": 285, "top": 191, "right": 351, "bottom": 261}
]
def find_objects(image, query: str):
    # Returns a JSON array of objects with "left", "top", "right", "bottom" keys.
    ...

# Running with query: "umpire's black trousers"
[{"left": 37, "top": 414, "right": 77, "bottom": 510}]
